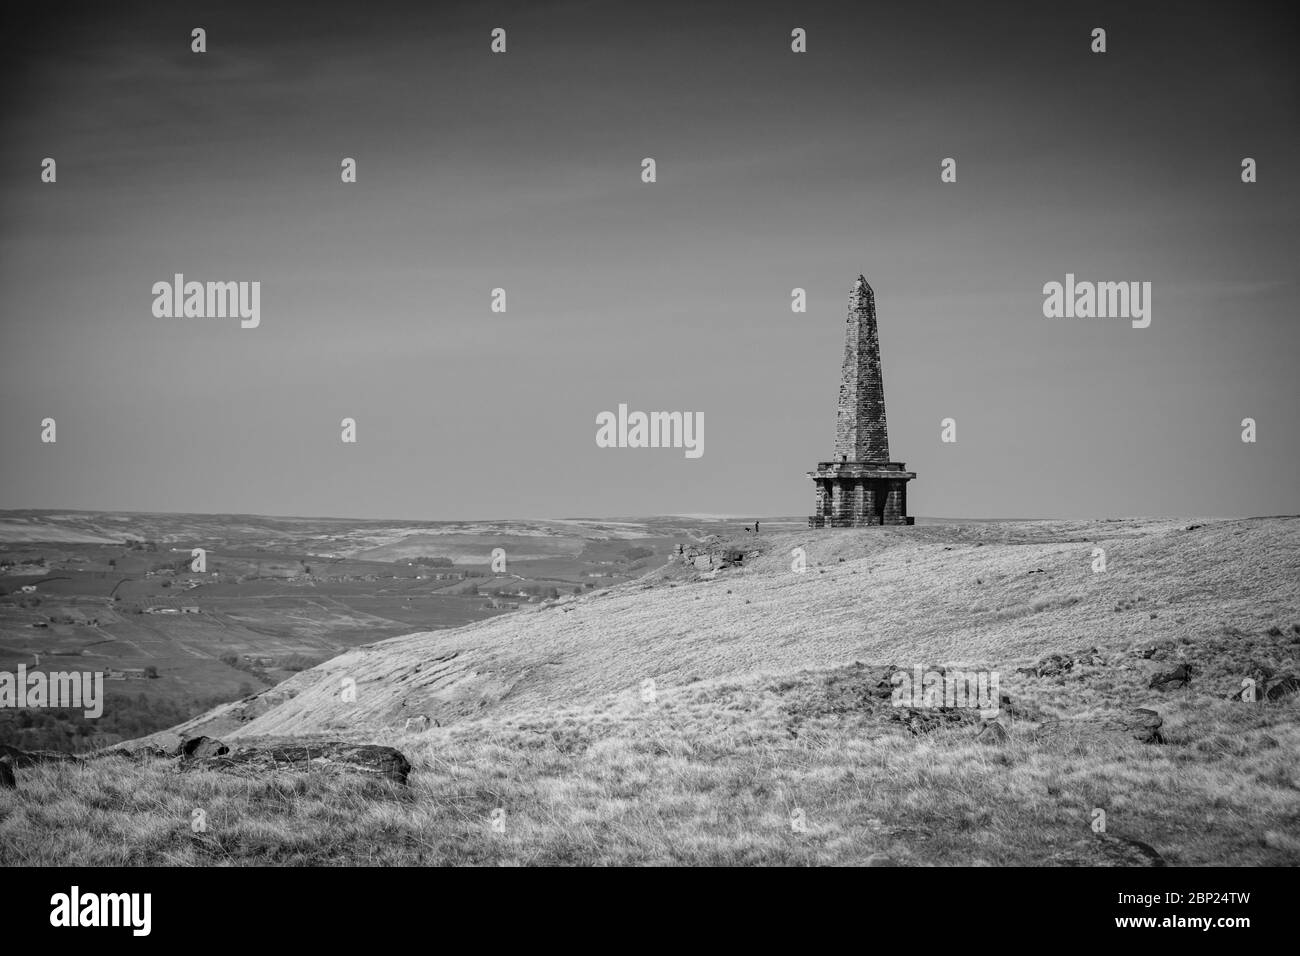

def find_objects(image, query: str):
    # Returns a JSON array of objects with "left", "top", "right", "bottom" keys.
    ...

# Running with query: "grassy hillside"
[
  {"left": 2, "top": 517, "right": 1297, "bottom": 865},
  {"left": 0, "top": 511, "right": 722, "bottom": 751},
  {"left": 153, "top": 517, "right": 1300, "bottom": 739}
]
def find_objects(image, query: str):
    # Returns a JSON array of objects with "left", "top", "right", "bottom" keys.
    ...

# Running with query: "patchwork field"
[{"left": 0, "top": 510, "right": 738, "bottom": 750}]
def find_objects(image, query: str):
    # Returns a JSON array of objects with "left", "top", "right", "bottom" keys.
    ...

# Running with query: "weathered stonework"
[{"left": 809, "top": 275, "right": 915, "bottom": 527}]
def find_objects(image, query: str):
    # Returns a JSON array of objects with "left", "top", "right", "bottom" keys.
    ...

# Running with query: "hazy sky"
[{"left": 2, "top": 0, "right": 1297, "bottom": 520}]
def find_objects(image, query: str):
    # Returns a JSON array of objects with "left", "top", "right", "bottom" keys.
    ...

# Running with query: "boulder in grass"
[
  {"left": 1035, "top": 707, "right": 1163, "bottom": 745},
  {"left": 1227, "top": 674, "right": 1300, "bottom": 703},
  {"left": 1149, "top": 663, "right": 1192, "bottom": 691},
  {"left": 1049, "top": 833, "right": 1166, "bottom": 867},
  {"left": 1114, "top": 708, "right": 1165, "bottom": 744},
  {"left": 189, "top": 741, "right": 412, "bottom": 785},
  {"left": 1093, "top": 833, "right": 1166, "bottom": 867},
  {"left": 1262, "top": 675, "right": 1300, "bottom": 701},
  {"left": 180, "top": 736, "right": 229, "bottom": 760}
]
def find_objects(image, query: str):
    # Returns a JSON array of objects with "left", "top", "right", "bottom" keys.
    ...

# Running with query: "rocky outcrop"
[
  {"left": 677, "top": 542, "right": 754, "bottom": 571},
  {"left": 889, "top": 706, "right": 980, "bottom": 735},
  {"left": 180, "top": 736, "right": 229, "bottom": 760},
  {"left": 1016, "top": 648, "right": 1106, "bottom": 680},
  {"left": 185, "top": 740, "right": 412, "bottom": 785},
  {"left": 1035, "top": 708, "right": 1164, "bottom": 745}
]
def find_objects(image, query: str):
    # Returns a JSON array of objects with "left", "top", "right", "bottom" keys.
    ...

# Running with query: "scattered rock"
[
  {"left": 1018, "top": 653, "right": 1074, "bottom": 679},
  {"left": 1023, "top": 648, "right": 1106, "bottom": 675},
  {"left": 1114, "top": 708, "right": 1165, "bottom": 744},
  {"left": 1227, "top": 674, "right": 1300, "bottom": 703},
  {"left": 869, "top": 672, "right": 897, "bottom": 701},
  {"left": 1261, "top": 675, "right": 1300, "bottom": 701},
  {"left": 1149, "top": 663, "right": 1192, "bottom": 691},
  {"left": 180, "top": 736, "right": 230, "bottom": 760},
  {"left": 890, "top": 707, "right": 976, "bottom": 735}
]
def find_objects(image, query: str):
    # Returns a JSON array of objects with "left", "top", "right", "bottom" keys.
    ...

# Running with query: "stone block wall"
[
  {"left": 833, "top": 279, "right": 891, "bottom": 463},
  {"left": 809, "top": 477, "right": 913, "bottom": 527}
]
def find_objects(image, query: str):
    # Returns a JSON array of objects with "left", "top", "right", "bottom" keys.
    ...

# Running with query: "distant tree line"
[{"left": 0, "top": 691, "right": 230, "bottom": 753}]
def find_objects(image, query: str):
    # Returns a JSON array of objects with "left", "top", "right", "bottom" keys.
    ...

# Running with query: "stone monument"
[{"left": 808, "top": 275, "right": 915, "bottom": 526}]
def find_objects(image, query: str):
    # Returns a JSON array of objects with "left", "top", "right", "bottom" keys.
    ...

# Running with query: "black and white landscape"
[{"left": 1, "top": 1, "right": 1297, "bottom": 874}]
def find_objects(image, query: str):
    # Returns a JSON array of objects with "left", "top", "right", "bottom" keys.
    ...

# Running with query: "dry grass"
[
  {"left": 2, "top": 517, "right": 1297, "bottom": 865},
  {"left": 2, "top": 667, "right": 1297, "bottom": 865}
]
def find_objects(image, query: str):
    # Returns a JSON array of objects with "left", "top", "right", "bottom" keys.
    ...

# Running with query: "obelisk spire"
[
  {"left": 808, "top": 274, "right": 915, "bottom": 527},
  {"left": 833, "top": 275, "right": 890, "bottom": 463}
]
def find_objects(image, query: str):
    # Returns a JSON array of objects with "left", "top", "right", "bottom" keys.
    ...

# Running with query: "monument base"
[
  {"left": 808, "top": 515, "right": 915, "bottom": 528},
  {"left": 807, "top": 461, "right": 916, "bottom": 527}
]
